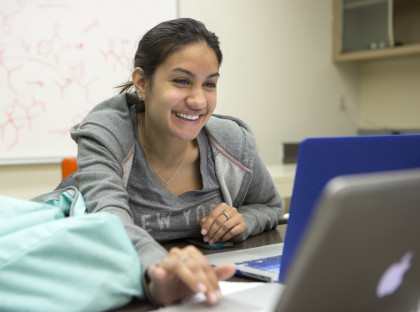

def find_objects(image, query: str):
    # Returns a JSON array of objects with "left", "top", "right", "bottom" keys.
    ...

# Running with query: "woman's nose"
[{"left": 186, "top": 87, "right": 206, "bottom": 109}]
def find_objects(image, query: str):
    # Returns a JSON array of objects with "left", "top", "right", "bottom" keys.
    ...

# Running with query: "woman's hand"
[
  {"left": 199, "top": 203, "right": 246, "bottom": 244},
  {"left": 145, "top": 245, "right": 235, "bottom": 306}
]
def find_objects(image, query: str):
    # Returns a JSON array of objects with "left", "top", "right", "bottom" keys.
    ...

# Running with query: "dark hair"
[{"left": 118, "top": 18, "right": 222, "bottom": 94}]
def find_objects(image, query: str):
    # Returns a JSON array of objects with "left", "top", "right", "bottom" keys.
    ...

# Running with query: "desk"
[{"left": 113, "top": 224, "right": 286, "bottom": 312}]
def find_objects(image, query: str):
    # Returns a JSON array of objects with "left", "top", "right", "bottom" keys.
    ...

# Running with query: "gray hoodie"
[{"left": 70, "top": 92, "right": 283, "bottom": 276}]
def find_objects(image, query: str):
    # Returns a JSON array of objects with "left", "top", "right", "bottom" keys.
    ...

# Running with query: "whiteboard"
[{"left": 0, "top": 0, "right": 177, "bottom": 164}]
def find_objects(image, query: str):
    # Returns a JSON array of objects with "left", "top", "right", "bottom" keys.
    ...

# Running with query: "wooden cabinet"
[{"left": 333, "top": 0, "right": 420, "bottom": 62}]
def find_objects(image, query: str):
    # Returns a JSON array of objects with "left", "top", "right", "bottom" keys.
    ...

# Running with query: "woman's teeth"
[{"left": 177, "top": 113, "right": 199, "bottom": 120}]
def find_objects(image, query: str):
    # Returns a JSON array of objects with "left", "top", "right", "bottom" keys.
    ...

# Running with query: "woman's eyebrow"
[{"left": 171, "top": 67, "right": 220, "bottom": 79}]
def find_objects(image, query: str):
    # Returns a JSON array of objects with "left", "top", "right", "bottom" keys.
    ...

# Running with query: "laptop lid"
[
  {"left": 276, "top": 168, "right": 420, "bottom": 311},
  {"left": 279, "top": 134, "right": 420, "bottom": 283}
]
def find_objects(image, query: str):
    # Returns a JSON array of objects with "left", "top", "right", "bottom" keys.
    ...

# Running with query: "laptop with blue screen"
[
  {"left": 206, "top": 134, "right": 420, "bottom": 283},
  {"left": 206, "top": 243, "right": 284, "bottom": 282}
]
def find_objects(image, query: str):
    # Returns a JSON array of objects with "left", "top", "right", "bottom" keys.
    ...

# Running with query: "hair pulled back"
[{"left": 118, "top": 18, "right": 222, "bottom": 94}]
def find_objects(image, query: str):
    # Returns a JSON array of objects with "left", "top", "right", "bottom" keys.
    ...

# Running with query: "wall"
[
  {"left": 0, "top": 163, "right": 61, "bottom": 199},
  {"left": 360, "top": 55, "right": 420, "bottom": 129}
]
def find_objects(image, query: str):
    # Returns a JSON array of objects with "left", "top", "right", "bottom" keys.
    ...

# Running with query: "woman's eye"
[
  {"left": 204, "top": 82, "right": 216, "bottom": 88},
  {"left": 174, "top": 78, "right": 189, "bottom": 85}
]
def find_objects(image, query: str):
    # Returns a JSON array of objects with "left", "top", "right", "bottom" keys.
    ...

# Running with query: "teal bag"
[{"left": 0, "top": 186, "right": 143, "bottom": 312}]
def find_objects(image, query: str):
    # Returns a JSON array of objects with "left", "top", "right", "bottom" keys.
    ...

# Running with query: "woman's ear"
[{"left": 132, "top": 67, "right": 147, "bottom": 99}]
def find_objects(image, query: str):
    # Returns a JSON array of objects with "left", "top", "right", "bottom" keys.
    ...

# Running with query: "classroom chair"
[{"left": 61, "top": 158, "right": 78, "bottom": 180}]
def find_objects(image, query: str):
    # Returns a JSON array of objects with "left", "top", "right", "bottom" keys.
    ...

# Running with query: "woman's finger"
[
  {"left": 202, "top": 206, "right": 246, "bottom": 243},
  {"left": 201, "top": 204, "right": 238, "bottom": 240},
  {"left": 159, "top": 246, "right": 222, "bottom": 303},
  {"left": 214, "top": 264, "right": 236, "bottom": 280},
  {"left": 200, "top": 203, "right": 230, "bottom": 235},
  {"left": 211, "top": 216, "right": 246, "bottom": 243},
  {"left": 213, "top": 220, "right": 246, "bottom": 243}
]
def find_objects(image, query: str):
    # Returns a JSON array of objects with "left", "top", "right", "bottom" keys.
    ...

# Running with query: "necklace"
[{"left": 140, "top": 139, "right": 189, "bottom": 185}]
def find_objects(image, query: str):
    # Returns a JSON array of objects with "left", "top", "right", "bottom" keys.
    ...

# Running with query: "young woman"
[{"left": 68, "top": 18, "right": 283, "bottom": 305}]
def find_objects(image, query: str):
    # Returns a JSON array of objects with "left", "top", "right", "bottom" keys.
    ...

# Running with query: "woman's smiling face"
[{"left": 136, "top": 42, "right": 220, "bottom": 141}]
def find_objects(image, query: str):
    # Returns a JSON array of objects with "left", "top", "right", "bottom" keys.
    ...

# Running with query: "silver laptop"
[{"left": 155, "top": 168, "right": 420, "bottom": 311}]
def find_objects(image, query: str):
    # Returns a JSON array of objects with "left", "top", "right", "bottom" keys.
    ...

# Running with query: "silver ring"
[
  {"left": 182, "top": 255, "right": 190, "bottom": 262},
  {"left": 223, "top": 212, "right": 230, "bottom": 220}
]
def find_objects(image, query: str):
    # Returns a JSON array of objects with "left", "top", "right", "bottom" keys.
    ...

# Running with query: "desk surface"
[{"left": 113, "top": 224, "right": 286, "bottom": 312}]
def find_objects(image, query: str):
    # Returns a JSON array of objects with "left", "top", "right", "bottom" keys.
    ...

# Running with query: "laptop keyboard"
[{"left": 235, "top": 255, "right": 282, "bottom": 273}]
